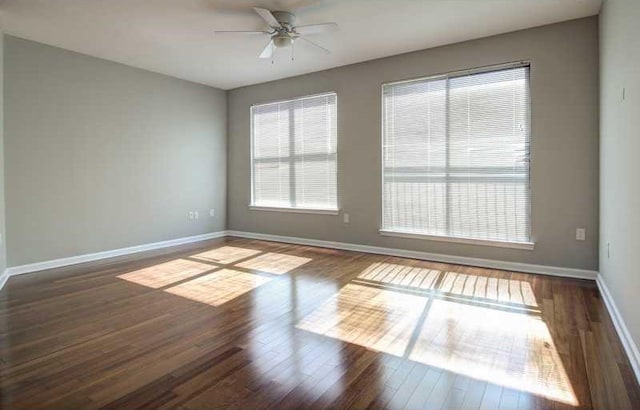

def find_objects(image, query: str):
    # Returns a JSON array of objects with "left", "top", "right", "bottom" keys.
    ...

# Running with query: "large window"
[
  {"left": 381, "top": 64, "right": 531, "bottom": 247},
  {"left": 251, "top": 92, "right": 338, "bottom": 212}
]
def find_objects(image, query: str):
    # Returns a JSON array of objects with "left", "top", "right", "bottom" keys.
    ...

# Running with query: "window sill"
[
  {"left": 379, "top": 229, "right": 535, "bottom": 250},
  {"left": 249, "top": 205, "right": 340, "bottom": 215}
]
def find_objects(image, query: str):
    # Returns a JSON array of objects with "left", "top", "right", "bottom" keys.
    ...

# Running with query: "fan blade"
[
  {"left": 253, "top": 7, "right": 282, "bottom": 29},
  {"left": 259, "top": 40, "right": 274, "bottom": 59},
  {"left": 294, "top": 23, "right": 338, "bottom": 35},
  {"left": 299, "top": 37, "right": 330, "bottom": 54},
  {"left": 214, "top": 30, "right": 270, "bottom": 35}
]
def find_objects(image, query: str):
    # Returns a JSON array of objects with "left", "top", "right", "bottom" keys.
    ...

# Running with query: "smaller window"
[{"left": 251, "top": 92, "right": 338, "bottom": 212}]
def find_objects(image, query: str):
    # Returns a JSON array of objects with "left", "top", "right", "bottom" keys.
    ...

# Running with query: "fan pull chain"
[{"left": 291, "top": 40, "right": 295, "bottom": 61}]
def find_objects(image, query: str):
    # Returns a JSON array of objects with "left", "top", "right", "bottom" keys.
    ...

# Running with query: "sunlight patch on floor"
[
  {"left": 439, "top": 271, "right": 538, "bottom": 307},
  {"left": 236, "top": 252, "right": 312, "bottom": 275},
  {"left": 357, "top": 262, "right": 441, "bottom": 290},
  {"left": 409, "top": 299, "right": 577, "bottom": 406},
  {"left": 165, "top": 269, "right": 272, "bottom": 306},
  {"left": 297, "top": 283, "right": 428, "bottom": 357},
  {"left": 117, "top": 259, "right": 213, "bottom": 288},
  {"left": 190, "top": 246, "right": 262, "bottom": 265},
  {"left": 297, "top": 262, "right": 575, "bottom": 406}
]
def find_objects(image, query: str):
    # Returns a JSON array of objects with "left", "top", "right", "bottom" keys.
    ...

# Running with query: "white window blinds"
[
  {"left": 382, "top": 64, "right": 531, "bottom": 244},
  {"left": 251, "top": 92, "right": 338, "bottom": 211}
]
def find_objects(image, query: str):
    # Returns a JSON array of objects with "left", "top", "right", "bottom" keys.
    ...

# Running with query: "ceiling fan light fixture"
[{"left": 273, "top": 35, "right": 293, "bottom": 48}]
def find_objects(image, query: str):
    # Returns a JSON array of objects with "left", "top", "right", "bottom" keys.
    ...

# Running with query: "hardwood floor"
[{"left": 1, "top": 237, "right": 638, "bottom": 409}]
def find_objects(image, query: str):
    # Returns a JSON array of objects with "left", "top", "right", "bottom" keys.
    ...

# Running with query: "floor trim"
[
  {"left": 227, "top": 230, "right": 598, "bottom": 280},
  {"left": 4, "top": 231, "right": 227, "bottom": 279},
  {"left": 0, "top": 269, "right": 8, "bottom": 291},
  {"left": 596, "top": 274, "right": 640, "bottom": 384}
]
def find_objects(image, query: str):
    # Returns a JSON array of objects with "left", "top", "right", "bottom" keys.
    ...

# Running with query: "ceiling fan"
[{"left": 214, "top": 7, "right": 338, "bottom": 60}]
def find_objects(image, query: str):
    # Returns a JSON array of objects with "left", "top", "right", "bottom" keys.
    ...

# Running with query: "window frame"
[
  {"left": 379, "top": 61, "right": 535, "bottom": 250},
  {"left": 249, "top": 91, "right": 339, "bottom": 214}
]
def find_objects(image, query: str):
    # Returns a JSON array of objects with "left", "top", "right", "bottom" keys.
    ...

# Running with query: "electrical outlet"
[
  {"left": 343, "top": 213, "right": 350, "bottom": 224},
  {"left": 576, "top": 228, "right": 586, "bottom": 241},
  {"left": 210, "top": 209, "right": 215, "bottom": 217}
]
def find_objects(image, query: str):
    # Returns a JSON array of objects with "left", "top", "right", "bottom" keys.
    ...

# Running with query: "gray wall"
[
  {"left": 227, "top": 17, "right": 599, "bottom": 270},
  {"left": 4, "top": 36, "right": 227, "bottom": 266},
  {"left": 0, "top": 31, "right": 6, "bottom": 274},
  {"left": 599, "top": 1, "right": 640, "bottom": 348}
]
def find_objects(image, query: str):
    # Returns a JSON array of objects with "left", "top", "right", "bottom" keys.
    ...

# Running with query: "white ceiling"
[{"left": 0, "top": 0, "right": 601, "bottom": 90}]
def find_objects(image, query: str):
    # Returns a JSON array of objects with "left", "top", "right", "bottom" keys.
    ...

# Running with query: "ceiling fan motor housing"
[{"left": 271, "top": 11, "right": 295, "bottom": 27}]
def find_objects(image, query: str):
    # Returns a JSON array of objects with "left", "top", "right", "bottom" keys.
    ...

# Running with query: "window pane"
[
  {"left": 294, "top": 158, "right": 337, "bottom": 209},
  {"left": 293, "top": 95, "right": 337, "bottom": 156},
  {"left": 382, "top": 65, "right": 531, "bottom": 243},
  {"left": 253, "top": 161, "right": 291, "bottom": 207},
  {"left": 253, "top": 102, "right": 291, "bottom": 160}
]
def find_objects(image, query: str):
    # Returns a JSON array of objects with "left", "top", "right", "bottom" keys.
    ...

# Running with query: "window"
[
  {"left": 381, "top": 64, "right": 531, "bottom": 247},
  {"left": 251, "top": 92, "right": 338, "bottom": 212}
]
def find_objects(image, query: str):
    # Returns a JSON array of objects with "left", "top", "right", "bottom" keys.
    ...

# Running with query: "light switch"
[{"left": 576, "top": 228, "right": 586, "bottom": 241}]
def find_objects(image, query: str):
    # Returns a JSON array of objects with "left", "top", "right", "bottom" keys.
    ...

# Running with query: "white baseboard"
[
  {"left": 596, "top": 274, "right": 640, "bottom": 384},
  {"left": 4, "top": 231, "right": 227, "bottom": 279},
  {"left": 0, "top": 269, "right": 8, "bottom": 291},
  {"left": 227, "top": 230, "right": 598, "bottom": 280}
]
